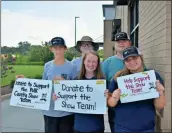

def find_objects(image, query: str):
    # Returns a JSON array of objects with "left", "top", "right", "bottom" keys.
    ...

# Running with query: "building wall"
[
  {"left": 115, "top": 6, "right": 129, "bottom": 34},
  {"left": 139, "top": 1, "right": 171, "bottom": 132},
  {"left": 103, "top": 6, "right": 129, "bottom": 58},
  {"left": 103, "top": 20, "right": 114, "bottom": 58}
]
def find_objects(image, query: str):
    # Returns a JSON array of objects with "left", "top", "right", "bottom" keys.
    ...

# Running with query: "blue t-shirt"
[
  {"left": 109, "top": 69, "right": 164, "bottom": 132},
  {"left": 42, "top": 60, "right": 77, "bottom": 117},
  {"left": 71, "top": 57, "right": 82, "bottom": 74},
  {"left": 74, "top": 77, "right": 104, "bottom": 132},
  {"left": 102, "top": 56, "right": 124, "bottom": 87}
]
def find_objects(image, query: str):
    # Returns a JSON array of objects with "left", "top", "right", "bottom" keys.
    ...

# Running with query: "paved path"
[{"left": 1, "top": 99, "right": 111, "bottom": 132}]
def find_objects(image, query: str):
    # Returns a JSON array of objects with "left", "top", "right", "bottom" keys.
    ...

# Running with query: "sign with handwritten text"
[
  {"left": 117, "top": 70, "right": 159, "bottom": 103},
  {"left": 10, "top": 78, "right": 52, "bottom": 110},
  {"left": 54, "top": 80, "right": 107, "bottom": 114}
]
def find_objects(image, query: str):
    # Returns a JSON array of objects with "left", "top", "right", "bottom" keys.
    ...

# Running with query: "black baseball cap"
[
  {"left": 115, "top": 32, "right": 130, "bottom": 41},
  {"left": 49, "top": 37, "right": 67, "bottom": 48},
  {"left": 123, "top": 46, "right": 142, "bottom": 60}
]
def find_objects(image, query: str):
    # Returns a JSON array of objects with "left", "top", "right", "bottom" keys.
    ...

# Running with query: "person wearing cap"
[
  {"left": 108, "top": 46, "right": 166, "bottom": 132},
  {"left": 42, "top": 37, "right": 77, "bottom": 133},
  {"left": 102, "top": 32, "right": 132, "bottom": 132},
  {"left": 71, "top": 36, "right": 99, "bottom": 74}
]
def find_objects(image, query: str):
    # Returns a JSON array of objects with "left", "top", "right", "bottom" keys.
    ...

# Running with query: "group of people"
[{"left": 16, "top": 32, "right": 166, "bottom": 133}]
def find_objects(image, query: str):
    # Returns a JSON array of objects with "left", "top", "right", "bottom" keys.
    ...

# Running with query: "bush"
[
  {"left": 34, "top": 75, "right": 42, "bottom": 79},
  {"left": 10, "top": 62, "right": 44, "bottom": 65},
  {"left": 10, "top": 79, "right": 16, "bottom": 88}
]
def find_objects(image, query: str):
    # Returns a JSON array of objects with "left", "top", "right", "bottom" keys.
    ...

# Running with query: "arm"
[
  {"left": 108, "top": 89, "right": 121, "bottom": 107},
  {"left": 154, "top": 80, "right": 166, "bottom": 111},
  {"left": 107, "top": 79, "right": 121, "bottom": 107}
]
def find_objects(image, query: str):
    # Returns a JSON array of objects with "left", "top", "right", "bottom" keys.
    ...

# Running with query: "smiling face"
[
  {"left": 84, "top": 53, "right": 98, "bottom": 72},
  {"left": 124, "top": 56, "right": 143, "bottom": 72}
]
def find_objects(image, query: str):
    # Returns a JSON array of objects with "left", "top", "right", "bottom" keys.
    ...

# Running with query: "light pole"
[{"left": 75, "top": 16, "right": 80, "bottom": 58}]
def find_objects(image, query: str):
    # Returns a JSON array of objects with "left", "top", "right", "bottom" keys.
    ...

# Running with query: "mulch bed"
[{"left": 1, "top": 85, "right": 12, "bottom": 95}]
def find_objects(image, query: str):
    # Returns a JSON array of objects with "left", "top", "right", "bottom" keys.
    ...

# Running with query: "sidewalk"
[{"left": 1, "top": 99, "right": 111, "bottom": 132}]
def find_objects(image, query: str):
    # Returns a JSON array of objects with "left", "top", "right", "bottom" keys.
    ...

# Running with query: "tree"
[
  {"left": 97, "top": 49, "right": 104, "bottom": 59},
  {"left": 28, "top": 45, "right": 43, "bottom": 62},
  {"left": 41, "top": 41, "right": 54, "bottom": 63},
  {"left": 17, "top": 41, "right": 31, "bottom": 55}
]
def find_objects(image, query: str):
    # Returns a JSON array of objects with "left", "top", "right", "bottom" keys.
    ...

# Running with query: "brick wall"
[{"left": 139, "top": 1, "right": 171, "bottom": 132}]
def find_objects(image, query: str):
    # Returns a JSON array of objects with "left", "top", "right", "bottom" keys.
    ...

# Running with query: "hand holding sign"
[
  {"left": 52, "top": 92, "right": 59, "bottom": 101},
  {"left": 112, "top": 89, "right": 121, "bottom": 102},
  {"left": 104, "top": 89, "right": 109, "bottom": 99},
  {"left": 16, "top": 75, "right": 25, "bottom": 79},
  {"left": 53, "top": 76, "right": 64, "bottom": 81},
  {"left": 156, "top": 80, "right": 165, "bottom": 96}
]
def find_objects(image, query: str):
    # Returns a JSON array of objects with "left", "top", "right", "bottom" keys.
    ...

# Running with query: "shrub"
[{"left": 10, "top": 62, "right": 44, "bottom": 65}]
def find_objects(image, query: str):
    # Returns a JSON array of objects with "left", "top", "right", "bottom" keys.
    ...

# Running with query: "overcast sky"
[{"left": 2, "top": 1, "right": 113, "bottom": 47}]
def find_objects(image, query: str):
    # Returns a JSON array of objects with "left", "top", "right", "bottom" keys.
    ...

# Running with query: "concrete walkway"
[{"left": 1, "top": 99, "right": 111, "bottom": 132}]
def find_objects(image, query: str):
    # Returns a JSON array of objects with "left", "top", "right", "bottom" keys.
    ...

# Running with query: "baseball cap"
[
  {"left": 115, "top": 32, "right": 130, "bottom": 41},
  {"left": 49, "top": 37, "right": 67, "bottom": 48},
  {"left": 123, "top": 46, "right": 142, "bottom": 60}
]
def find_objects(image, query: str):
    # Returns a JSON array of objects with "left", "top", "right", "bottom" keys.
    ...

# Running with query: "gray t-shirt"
[{"left": 42, "top": 60, "right": 77, "bottom": 117}]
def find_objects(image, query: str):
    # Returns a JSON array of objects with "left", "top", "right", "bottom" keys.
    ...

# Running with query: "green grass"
[{"left": 1, "top": 65, "right": 44, "bottom": 87}]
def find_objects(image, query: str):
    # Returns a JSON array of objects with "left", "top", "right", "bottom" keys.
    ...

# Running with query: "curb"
[{"left": 1, "top": 93, "right": 11, "bottom": 101}]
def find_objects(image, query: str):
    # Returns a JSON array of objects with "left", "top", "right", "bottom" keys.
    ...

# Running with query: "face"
[
  {"left": 80, "top": 41, "right": 94, "bottom": 54},
  {"left": 50, "top": 45, "right": 66, "bottom": 58},
  {"left": 124, "top": 56, "right": 143, "bottom": 72},
  {"left": 115, "top": 40, "right": 131, "bottom": 53},
  {"left": 84, "top": 53, "right": 98, "bottom": 72}
]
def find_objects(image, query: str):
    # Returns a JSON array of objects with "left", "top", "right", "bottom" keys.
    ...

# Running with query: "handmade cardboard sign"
[
  {"left": 54, "top": 80, "right": 107, "bottom": 114},
  {"left": 10, "top": 78, "right": 52, "bottom": 110},
  {"left": 117, "top": 70, "right": 159, "bottom": 103}
]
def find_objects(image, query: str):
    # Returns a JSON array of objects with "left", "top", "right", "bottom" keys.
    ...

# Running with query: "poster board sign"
[
  {"left": 10, "top": 78, "right": 52, "bottom": 110},
  {"left": 117, "top": 70, "right": 159, "bottom": 103},
  {"left": 54, "top": 80, "right": 107, "bottom": 114}
]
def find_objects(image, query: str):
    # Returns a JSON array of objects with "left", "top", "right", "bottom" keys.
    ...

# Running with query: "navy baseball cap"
[
  {"left": 49, "top": 37, "right": 67, "bottom": 48},
  {"left": 115, "top": 32, "right": 130, "bottom": 41},
  {"left": 123, "top": 46, "right": 142, "bottom": 60}
]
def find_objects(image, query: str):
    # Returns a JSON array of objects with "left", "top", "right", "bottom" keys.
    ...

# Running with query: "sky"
[{"left": 1, "top": 1, "right": 113, "bottom": 47}]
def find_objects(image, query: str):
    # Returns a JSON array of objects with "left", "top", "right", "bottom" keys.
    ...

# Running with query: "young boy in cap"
[
  {"left": 42, "top": 36, "right": 77, "bottom": 133},
  {"left": 102, "top": 32, "right": 132, "bottom": 132},
  {"left": 15, "top": 37, "right": 76, "bottom": 133},
  {"left": 71, "top": 36, "right": 99, "bottom": 73}
]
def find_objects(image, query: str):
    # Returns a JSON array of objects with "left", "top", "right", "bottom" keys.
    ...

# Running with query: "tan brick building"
[{"left": 103, "top": 0, "right": 171, "bottom": 132}]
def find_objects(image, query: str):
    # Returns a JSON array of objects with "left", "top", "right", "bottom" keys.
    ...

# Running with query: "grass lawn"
[{"left": 1, "top": 65, "right": 44, "bottom": 87}]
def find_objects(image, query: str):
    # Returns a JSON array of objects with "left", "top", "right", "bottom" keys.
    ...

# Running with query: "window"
[{"left": 130, "top": 0, "right": 139, "bottom": 47}]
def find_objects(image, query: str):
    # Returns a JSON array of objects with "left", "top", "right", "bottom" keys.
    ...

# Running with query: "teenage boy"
[{"left": 42, "top": 36, "right": 77, "bottom": 133}]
